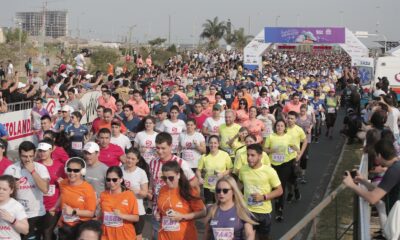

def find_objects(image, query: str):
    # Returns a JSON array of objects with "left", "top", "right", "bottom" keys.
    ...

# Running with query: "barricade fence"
[{"left": 7, "top": 100, "right": 33, "bottom": 112}]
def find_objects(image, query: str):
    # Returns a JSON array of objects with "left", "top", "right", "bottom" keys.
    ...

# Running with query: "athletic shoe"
[
  {"left": 294, "top": 189, "right": 301, "bottom": 201},
  {"left": 286, "top": 193, "right": 294, "bottom": 203},
  {"left": 275, "top": 209, "right": 283, "bottom": 222}
]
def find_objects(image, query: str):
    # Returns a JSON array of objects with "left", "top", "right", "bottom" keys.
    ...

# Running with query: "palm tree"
[
  {"left": 200, "top": 17, "right": 226, "bottom": 49},
  {"left": 233, "top": 28, "right": 253, "bottom": 49}
]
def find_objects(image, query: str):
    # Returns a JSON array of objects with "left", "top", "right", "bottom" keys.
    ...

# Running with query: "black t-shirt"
[
  {"left": 1, "top": 89, "right": 10, "bottom": 102},
  {"left": 10, "top": 91, "right": 26, "bottom": 103},
  {"left": 378, "top": 160, "right": 400, "bottom": 210}
]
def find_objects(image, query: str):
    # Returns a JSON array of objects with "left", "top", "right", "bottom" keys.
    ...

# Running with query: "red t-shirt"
[
  {"left": 0, "top": 157, "right": 12, "bottom": 175},
  {"left": 189, "top": 113, "right": 208, "bottom": 131},
  {"left": 99, "top": 143, "right": 124, "bottom": 167},
  {"left": 38, "top": 159, "right": 65, "bottom": 210},
  {"left": 91, "top": 117, "right": 102, "bottom": 134},
  {"left": 52, "top": 146, "right": 70, "bottom": 165}
]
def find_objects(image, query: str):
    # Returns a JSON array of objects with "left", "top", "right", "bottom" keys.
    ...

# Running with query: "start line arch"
[{"left": 244, "top": 27, "right": 370, "bottom": 71}]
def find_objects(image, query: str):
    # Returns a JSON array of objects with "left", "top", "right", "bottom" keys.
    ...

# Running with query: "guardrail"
[
  {"left": 281, "top": 154, "right": 370, "bottom": 240},
  {"left": 7, "top": 100, "right": 33, "bottom": 112}
]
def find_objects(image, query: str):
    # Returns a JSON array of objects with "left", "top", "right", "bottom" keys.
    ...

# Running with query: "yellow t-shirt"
[
  {"left": 198, "top": 150, "right": 233, "bottom": 190},
  {"left": 219, "top": 123, "right": 241, "bottom": 156},
  {"left": 234, "top": 148, "right": 271, "bottom": 173},
  {"left": 239, "top": 164, "right": 281, "bottom": 214},
  {"left": 263, "top": 133, "right": 294, "bottom": 166},
  {"left": 286, "top": 125, "right": 306, "bottom": 160}
]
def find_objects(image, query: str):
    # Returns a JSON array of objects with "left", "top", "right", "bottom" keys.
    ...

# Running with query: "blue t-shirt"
[
  {"left": 209, "top": 206, "right": 245, "bottom": 240},
  {"left": 153, "top": 102, "right": 172, "bottom": 114},
  {"left": 311, "top": 99, "right": 325, "bottom": 117},
  {"left": 65, "top": 124, "right": 88, "bottom": 156},
  {"left": 222, "top": 86, "right": 235, "bottom": 103},
  {"left": 169, "top": 94, "right": 184, "bottom": 106},
  {"left": 123, "top": 117, "right": 141, "bottom": 133},
  {"left": 54, "top": 119, "right": 73, "bottom": 131},
  {"left": 0, "top": 123, "right": 8, "bottom": 138}
]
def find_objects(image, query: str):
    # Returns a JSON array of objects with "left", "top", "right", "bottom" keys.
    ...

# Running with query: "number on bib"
[
  {"left": 272, "top": 153, "right": 285, "bottom": 163},
  {"left": 213, "top": 227, "right": 235, "bottom": 240},
  {"left": 162, "top": 217, "right": 180, "bottom": 231}
]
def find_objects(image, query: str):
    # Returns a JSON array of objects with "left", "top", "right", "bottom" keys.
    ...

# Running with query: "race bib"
[
  {"left": 247, "top": 196, "right": 263, "bottom": 206},
  {"left": 327, "top": 107, "right": 336, "bottom": 113},
  {"left": 44, "top": 184, "right": 56, "bottom": 197},
  {"left": 182, "top": 150, "right": 194, "bottom": 161},
  {"left": 225, "top": 94, "right": 231, "bottom": 99},
  {"left": 63, "top": 211, "right": 80, "bottom": 223},
  {"left": 207, "top": 175, "right": 218, "bottom": 186},
  {"left": 162, "top": 217, "right": 180, "bottom": 231},
  {"left": 71, "top": 141, "right": 83, "bottom": 150},
  {"left": 272, "top": 153, "right": 285, "bottom": 163},
  {"left": 103, "top": 211, "right": 123, "bottom": 227},
  {"left": 213, "top": 227, "right": 235, "bottom": 240}
]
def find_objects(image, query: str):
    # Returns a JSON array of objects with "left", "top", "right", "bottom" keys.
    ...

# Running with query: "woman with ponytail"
[
  {"left": 99, "top": 166, "right": 139, "bottom": 240},
  {"left": 156, "top": 161, "right": 206, "bottom": 240}
]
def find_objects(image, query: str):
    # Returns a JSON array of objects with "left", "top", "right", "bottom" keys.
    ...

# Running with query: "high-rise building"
[{"left": 15, "top": 10, "right": 68, "bottom": 38}]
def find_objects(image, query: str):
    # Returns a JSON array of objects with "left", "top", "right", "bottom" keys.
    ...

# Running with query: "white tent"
[{"left": 387, "top": 45, "right": 400, "bottom": 57}]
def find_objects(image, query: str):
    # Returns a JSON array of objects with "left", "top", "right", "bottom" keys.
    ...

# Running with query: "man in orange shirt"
[
  {"left": 96, "top": 108, "right": 127, "bottom": 135},
  {"left": 98, "top": 90, "right": 117, "bottom": 113},
  {"left": 283, "top": 93, "right": 301, "bottom": 115},
  {"left": 127, "top": 90, "right": 150, "bottom": 119}
]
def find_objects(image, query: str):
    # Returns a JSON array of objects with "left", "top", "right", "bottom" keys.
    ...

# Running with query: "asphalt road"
[{"left": 140, "top": 110, "right": 346, "bottom": 240}]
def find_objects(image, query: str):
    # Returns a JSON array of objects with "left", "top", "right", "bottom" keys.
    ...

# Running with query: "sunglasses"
[
  {"left": 62, "top": 111, "right": 68, "bottom": 113},
  {"left": 66, "top": 168, "right": 81, "bottom": 173},
  {"left": 106, "top": 178, "right": 119, "bottom": 182},
  {"left": 59, "top": 100, "right": 65, "bottom": 103},
  {"left": 240, "top": 103, "right": 246, "bottom": 105},
  {"left": 216, "top": 188, "right": 231, "bottom": 194},
  {"left": 161, "top": 176, "right": 175, "bottom": 182}
]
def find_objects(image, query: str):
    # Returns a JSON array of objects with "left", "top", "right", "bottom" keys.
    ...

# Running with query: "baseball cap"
[
  {"left": 17, "top": 82, "right": 26, "bottom": 89},
  {"left": 85, "top": 74, "right": 94, "bottom": 79},
  {"left": 61, "top": 105, "right": 72, "bottom": 112},
  {"left": 60, "top": 73, "right": 68, "bottom": 78},
  {"left": 37, "top": 142, "right": 52, "bottom": 151},
  {"left": 83, "top": 142, "right": 100, "bottom": 153}
]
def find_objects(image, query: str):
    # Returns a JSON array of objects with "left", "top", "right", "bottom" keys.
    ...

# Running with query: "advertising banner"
[
  {"left": 244, "top": 30, "right": 271, "bottom": 70},
  {"left": 352, "top": 57, "right": 374, "bottom": 86},
  {"left": 0, "top": 109, "right": 34, "bottom": 150},
  {"left": 265, "top": 27, "right": 345, "bottom": 44}
]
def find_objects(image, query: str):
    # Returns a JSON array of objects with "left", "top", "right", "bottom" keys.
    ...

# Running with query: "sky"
[{"left": 1, "top": 0, "right": 398, "bottom": 47}]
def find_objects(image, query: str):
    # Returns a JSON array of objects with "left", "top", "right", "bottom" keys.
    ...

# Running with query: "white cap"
[
  {"left": 17, "top": 82, "right": 26, "bottom": 89},
  {"left": 83, "top": 142, "right": 100, "bottom": 153},
  {"left": 37, "top": 142, "right": 52, "bottom": 151},
  {"left": 60, "top": 73, "right": 68, "bottom": 78},
  {"left": 85, "top": 74, "right": 94, "bottom": 79},
  {"left": 61, "top": 105, "right": 72, "bottom": 112}
]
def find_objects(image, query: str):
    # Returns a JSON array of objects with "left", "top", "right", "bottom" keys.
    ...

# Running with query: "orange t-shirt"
[
  {"left": 59, "top": 180, "right": 97, "bottom": 226},
  {"left": 100, "top": 190, "right": 139, "bottom": 240},
  {"left": 157, "top": 186, "right": 205, "bottom": 240},
  {"left": 242, "top": 118, "right": 266, "bottom": 142},
  {"left": 235, "top": 109, "right": 249, "bottom": 125},
  {"left": 97, "top": 120, "right": 127, "bottom": 134},
  {"left": 127, "top": 99, "right": 150, "bottom": 118}
]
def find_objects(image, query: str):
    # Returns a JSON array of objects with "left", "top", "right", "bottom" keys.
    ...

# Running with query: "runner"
[
  {"left": 179, "top": 119, "right": 206, "bottom": 172},
  {"left": 204, "top": 175, "right": 257, "bottom": 240},
  {"left": 296, "top": 104, "right": 314, "bottom": 184},
  {"left": 156, "top": 161, "right": 206, "bottom": 240},
  {"left": 65, "top": 111, "right": 90, "bottom": 157},
  {"left": 134, "top": 116, "right": 158, "bottom": 164},
  {"left": 0, "top": 175, "right": 29, "bottom": 240},
  {"left": 158, "top": 106, "right": 186, "bottom": 154},
  {"left": 122, "top": 148, "right": 149, "bottom": 240},
  {"left": 219, "top": 110, "right": 241, "bottom": 158},
  {"left": 196, "top": 135, "right": 233, "bottom": 204},
  {"left": 202, "top": 104, "right": 225, "bottom": 139},
  {"left": 242, "top": 106, "right": 266, "bottom": 143},
  {"left": 99, "top": 166, "right": 139, "bottom": 240},
  {"left": 239, "top": 143, "right": 283, "bottom": 239},
  {"left": 82, "top": 142, "right": 108, "bottom": 197},
  {"left": 263, "top": 120, "right": 299, "bottom": 221},
  {"left": 4, "top": 141, "right": 50, "bottom": 240},
  {"left": 0, "top": 139, "right": 12, "bottom": 175},
  {"left": 58, "top": 157, "right": 96, "bottom": 240}
]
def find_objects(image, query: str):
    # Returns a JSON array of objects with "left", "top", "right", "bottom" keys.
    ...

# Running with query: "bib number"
[
  {"left": 162, "top": 217, "right": 180, "bottom": 231},
  {"left": 44, "top": 184, "right": 56, "bottom": 197},
  {"left": 103, "top": 211, "right": 123, "bottom": 227},
  {"left": 213, "top": 227, "right": 235, "bottom": 240},
  {"left": 182, "top": 150, "right": 194, "bottom": 161},
  {"left": 272, "top": 153, "right": 285, "bottom": 163},
  {"left": 207, "top": 175, "right": 218, "bottom": 186},
  {"left": 247, "top": 196, "right": 263, "bottom": 206},
  {"left": 327, "top": 107, "right": 335, "bottom": 113},
  {"left": 71, "top": 141, "right": 83, "bottom": 150}
]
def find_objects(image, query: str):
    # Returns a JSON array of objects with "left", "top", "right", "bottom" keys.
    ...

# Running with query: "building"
[{"left": 15, "top": 10, "right": 68, "bottom": 38}]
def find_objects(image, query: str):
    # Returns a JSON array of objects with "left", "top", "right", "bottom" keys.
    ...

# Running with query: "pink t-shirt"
[
  {"left": 0, "top": 157, "right": 12, "bottom": 175},
  {"left": 190, "top": 113, "right": 208, "bottom": 131},
  {"left": 99, "top": 143, "right": 124, "bottom": 167},
  {"left": 283, "top": 101, "right": 301, "bottom": 113},
  {"left": 38, "top": 159, "right": 65, "bottom": 210},
  {"left": 51, "top": 146, "right": 70, "bottom": 165}
]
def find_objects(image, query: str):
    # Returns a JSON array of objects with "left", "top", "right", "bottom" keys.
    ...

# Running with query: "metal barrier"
[
  {"left": 281, "top": 155, "right": 370, "bottom": 240},
  {"left": 7, "top": 100, "right": 33, "bottom": 112}
]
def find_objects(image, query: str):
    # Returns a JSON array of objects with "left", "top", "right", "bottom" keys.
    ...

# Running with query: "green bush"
[{"left": 90, "top": 48, "right": 120, "bottom": 72}]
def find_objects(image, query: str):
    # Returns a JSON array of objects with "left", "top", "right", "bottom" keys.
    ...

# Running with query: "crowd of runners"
[{"left": 0, "top": 48, "right": 385, "bottom": 240}]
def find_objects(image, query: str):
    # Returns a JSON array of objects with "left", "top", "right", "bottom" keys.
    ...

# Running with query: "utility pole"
[{"left": 168, "top": 15, "right": 171, "bottom": 46}]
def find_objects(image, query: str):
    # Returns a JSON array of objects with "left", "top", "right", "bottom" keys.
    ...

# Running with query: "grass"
[{"left": 314, "top": 142, "right": 363, "bottom": 240}]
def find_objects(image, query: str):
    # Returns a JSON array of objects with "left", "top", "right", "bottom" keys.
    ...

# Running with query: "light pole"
[{"left": 275, "top": 15, "right": 280, "bottom": 27}]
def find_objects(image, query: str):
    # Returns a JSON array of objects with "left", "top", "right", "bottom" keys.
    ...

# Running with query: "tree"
[
  {"left": 200, "top": 17, "right": 226, "bottom": 50},
  {"left": 90, "top": 48, "right": 120, "bottom": 72},
  {"left": 148, "top": 37, "right": 167, "bottom": 48},
  {"left": 233, "top": 28, "right": 253, "bottom": 49},
  {"left": 5, "top": 28, "right": 27, "bottom": 44}
]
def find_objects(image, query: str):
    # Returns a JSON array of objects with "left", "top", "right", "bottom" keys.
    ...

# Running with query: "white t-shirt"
[
  {"left": 122, "top": 167, "right": 149, "bottom": 215},
  {"left": 386, "top": 107, "right": 400, "bottom": 135},
  {"left": 179, "top": 132, "right": 205, "bottom": 168},
  {"left": 74, "top": 53, "right": 85, "bottom": 70},
  {"left": 158, "top": 119, "right": 186, "bottom": 153},
  {"left": 134, "top": 131, "right": 158, "bottom": 164},
  {"left": 111, "top": 134, "right": 132, "bottom": 151},
  {"left": 257, "top": 114, "right": 275, "bottom": 137},
  {"left": 4, "top": 162, "right": 50, "bottom": 218},
  {"left": 203, "top": 117, "right": 225, "bottom": 136},
  {"left": 0, "top": 198, "right": 27, "bottom": 240}
]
